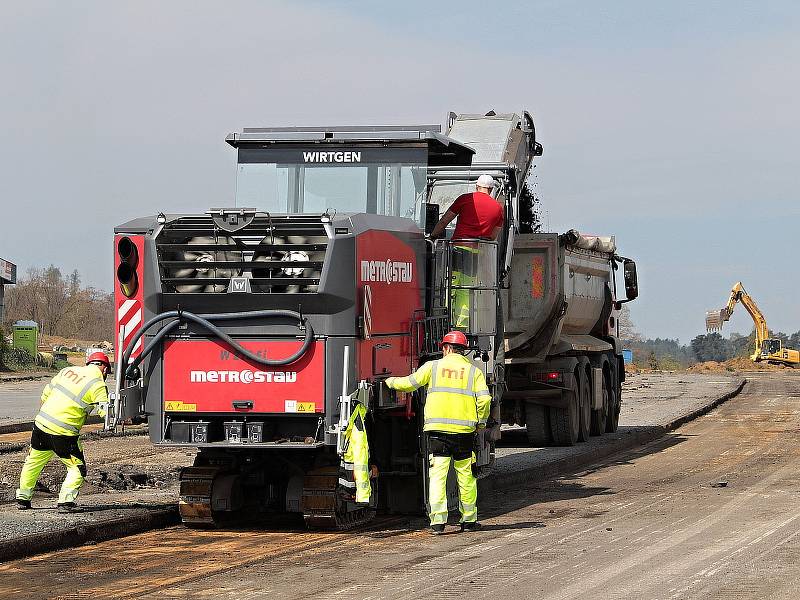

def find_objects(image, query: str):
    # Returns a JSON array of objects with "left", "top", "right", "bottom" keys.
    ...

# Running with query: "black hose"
[{"left": 122, "top": 309, "right": 313, "bottom": 379}]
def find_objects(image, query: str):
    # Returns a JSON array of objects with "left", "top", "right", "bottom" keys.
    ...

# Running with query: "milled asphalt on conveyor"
[
  {"left": 1, "top": 373, "right": 794, "bottom": 599},
  {"left": 0, "top": 373, "right": 745, "bottom": 568}
]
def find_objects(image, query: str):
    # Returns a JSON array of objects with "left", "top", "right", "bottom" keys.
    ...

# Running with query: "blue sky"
[{"left": 0, "top": 1, "right": 798, "bottom": 344}]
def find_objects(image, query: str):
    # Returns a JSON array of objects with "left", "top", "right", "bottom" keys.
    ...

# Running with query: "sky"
[{"left": 0, "top": 1, "right": 798, "bottom": 344}]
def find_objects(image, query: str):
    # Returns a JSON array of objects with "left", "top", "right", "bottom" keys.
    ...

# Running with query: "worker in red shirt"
[
  {"left": 430, "top": 175, "right": 504, "bottom": 330},
  {"left": 429, "top": 174, "right": 503, "bottom": 241}
]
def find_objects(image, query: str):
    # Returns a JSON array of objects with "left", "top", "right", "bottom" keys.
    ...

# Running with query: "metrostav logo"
[
  {"left": 189, "top": 370, "right": 298, "bottom": 384},
  {"left": 360, "top": 258, "right": 413, "bottom": 284}
]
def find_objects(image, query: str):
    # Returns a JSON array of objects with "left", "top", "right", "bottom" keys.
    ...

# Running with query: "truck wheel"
[
  {"left": 549, "top": 376, "right": 580, "bottom": 446},
  {"left": 590, "top": 371, "right": 609, "bottom": 436},
  {"left": 606, "top": 378, "right": 621, "bottom": 433},
  {"left": 578, "top": 372, "right": 591, "bottom": 442},
  {"left": 525, "top": 402, "right": 551, "bottom": 446}
]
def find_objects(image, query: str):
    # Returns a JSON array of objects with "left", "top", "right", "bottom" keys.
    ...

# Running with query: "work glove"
[{"left": 385, "top": 377, "right": 396, "bottom": 388}]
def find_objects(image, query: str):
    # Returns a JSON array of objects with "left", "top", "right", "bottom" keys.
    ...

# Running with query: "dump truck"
[
  {"left": 108, "top": 110, "right": 638, "bottom": 528},
  {"left": 498, "top": 230, "right": 638, "bottom": 445}
]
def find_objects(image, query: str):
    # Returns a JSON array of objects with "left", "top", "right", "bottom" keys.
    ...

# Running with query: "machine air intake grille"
[{"left": 156, "top": 215, "right": 328, "bottom": 293}]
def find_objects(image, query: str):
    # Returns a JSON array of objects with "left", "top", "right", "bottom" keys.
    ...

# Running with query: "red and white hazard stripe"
[{"left": 118, "top": 298, "right": 143, "bottom": 357}]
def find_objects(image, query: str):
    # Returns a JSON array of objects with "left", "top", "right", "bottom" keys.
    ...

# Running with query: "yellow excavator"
[{"left": 706, "top": 282, "right": 799, "bottom": 367}]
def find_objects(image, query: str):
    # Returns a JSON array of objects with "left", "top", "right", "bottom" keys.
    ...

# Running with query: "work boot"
[
  {"left": 460, "top": 521, "right": 481, "bottom": 532},
  {"left": 57, "top": 502, "right": 77, "bottom": 513},
  {"left": 16, "top": 499, "right": 31, "bottom": 510},
  {"left": 429, "top": 524, "right": 446, "bottom": 535}
]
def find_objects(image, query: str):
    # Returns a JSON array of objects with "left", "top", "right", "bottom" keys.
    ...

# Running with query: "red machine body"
[{"left": 162, "top": 339, "right": 325, "bottom": 414}]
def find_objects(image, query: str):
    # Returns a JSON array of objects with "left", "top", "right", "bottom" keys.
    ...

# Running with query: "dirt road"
[{"left": 1, "top": 373, "right": 797, "bottom": 599}]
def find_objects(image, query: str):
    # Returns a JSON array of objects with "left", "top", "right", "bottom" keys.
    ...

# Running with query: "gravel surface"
[
  {"left": 0, "top": 372, "right": 742, "bottom": 545},
  {"left": 6, "top": 374, "right": 794, "bottom": 600},
  {"left": 0, "top": 433, "right": 193, "bottom": 541},
  {"left": 493, "top": 372, "right": 744, "bottom": 475}
]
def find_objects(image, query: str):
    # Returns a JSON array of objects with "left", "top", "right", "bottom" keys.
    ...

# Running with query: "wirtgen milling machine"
[{"left": 109, "top": 111, "right": 638, "bottom": 528}]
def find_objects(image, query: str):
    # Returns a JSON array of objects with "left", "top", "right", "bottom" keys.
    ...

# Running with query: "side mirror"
[
  {"left": 623, "top": 259, "right": 638, "bottom": 301},
  {"left": 424, "top": 203, "right": 440, "bottom": 236}
]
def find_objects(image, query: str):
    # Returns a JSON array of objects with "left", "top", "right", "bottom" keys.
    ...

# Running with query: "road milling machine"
[
  {"left": 108, "top": 111, "right": 639, "bottom": 528},
  {"left": 706, "top": 282, "right": 799, "bottom": 367}
]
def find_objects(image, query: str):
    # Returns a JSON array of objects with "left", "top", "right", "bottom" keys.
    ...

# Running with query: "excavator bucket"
[{"left": 705, "top": 309, "right": 727, "bottom": 332}]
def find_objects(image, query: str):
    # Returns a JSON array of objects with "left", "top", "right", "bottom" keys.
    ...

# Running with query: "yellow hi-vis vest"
[
  {"left": 387, "top": 353, "right": 492, "bottom": 434},
  {"left": 35, "top": 365, "right": 109, "bottom": 436},
  {"left": 341, "top": 403, "right": 371, "bottom": 503}
]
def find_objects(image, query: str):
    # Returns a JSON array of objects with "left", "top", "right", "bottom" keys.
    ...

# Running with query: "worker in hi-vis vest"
[
  {"left": 385, "top": 331, "right": 491, "bottom": 534},
  {"left": 341, "top": 402, "right": 372, "bottom": 504},
  {"left": 16, "top": 352, "right": 111, "bottom": 512}
]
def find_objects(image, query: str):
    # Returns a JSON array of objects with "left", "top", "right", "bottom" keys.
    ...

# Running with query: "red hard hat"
[
  {"left": 442, "top": 330, "right": 468, "bottom": 347},
  {"left": 86, "top": 351, "right": 111, "bottom": 369}
]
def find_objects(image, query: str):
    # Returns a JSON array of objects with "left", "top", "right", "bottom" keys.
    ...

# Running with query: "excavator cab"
[{"left": 761, "top": 339, "right": 782, "bottom": 357}]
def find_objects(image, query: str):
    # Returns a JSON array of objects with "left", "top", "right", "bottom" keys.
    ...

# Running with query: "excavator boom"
[{"left": 705, "top": 282, "right": 799, "bottom": 367}]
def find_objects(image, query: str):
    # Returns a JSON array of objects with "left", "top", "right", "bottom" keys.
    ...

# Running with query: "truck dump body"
[{"left": 504, "top": 232, "right": 617, "bottom": 362}]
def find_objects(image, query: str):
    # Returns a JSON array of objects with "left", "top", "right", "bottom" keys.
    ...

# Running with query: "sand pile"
[{"left": 687, "top": 357, "right": 793, "bottom": 373}]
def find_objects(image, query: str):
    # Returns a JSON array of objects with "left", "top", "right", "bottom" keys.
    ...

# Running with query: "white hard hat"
[{"left": 476, "top": 174, "right": 496, "bottom": 189}]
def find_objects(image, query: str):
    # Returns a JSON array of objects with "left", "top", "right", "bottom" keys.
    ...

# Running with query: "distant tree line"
[
  {"left": 1, "top": 266, "right": 113, "bottom": 342},
  {"left": 618, "top": 306, "right": 800, "bottom": 367}
]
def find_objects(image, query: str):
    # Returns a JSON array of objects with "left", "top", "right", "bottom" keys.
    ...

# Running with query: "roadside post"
[{"left": 0, "top": 257, "right": 17, "bottom": 324}]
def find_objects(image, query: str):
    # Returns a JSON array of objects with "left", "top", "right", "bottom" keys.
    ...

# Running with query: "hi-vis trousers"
[
  {"left": 16, "top": 425, "right": 87, "bottom": 504},
  {"left": 426, "top": 432, "right": 477, "bottom": 525},
  {"left": 450, "top": 245, "right": 479, "bottom": 331}
]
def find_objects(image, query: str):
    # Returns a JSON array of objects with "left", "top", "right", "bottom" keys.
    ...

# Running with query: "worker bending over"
[
  {"left": 385, "top": 331, "right": 491, "bottom": 534},
  {"left": 429, "top": 174, "right": 503, "bottom": 329},
  {"left": 16, "top": 352, "right": 111, "bottom": 512}
]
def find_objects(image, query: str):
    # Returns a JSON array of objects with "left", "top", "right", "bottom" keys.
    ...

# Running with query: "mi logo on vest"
[
  {"left": 440, "top": 368, "right": 466, "bottom": 380},
  {"left": 63, "top": 369, "right": 85, "bottom": 385}
]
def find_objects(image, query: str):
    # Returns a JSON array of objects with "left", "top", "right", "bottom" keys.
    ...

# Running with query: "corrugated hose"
[{"left": 121, "top": 309, "right": 314, "bottom": 380}]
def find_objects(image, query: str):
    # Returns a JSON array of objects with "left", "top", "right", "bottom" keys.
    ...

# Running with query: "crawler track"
[{"left": 178, "top": 464, "right": 376, "bottom": 529}]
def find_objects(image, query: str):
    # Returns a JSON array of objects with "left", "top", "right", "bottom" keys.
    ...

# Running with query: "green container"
[{"left": 12, "top": 320, "right": 39, "bottom": 359}]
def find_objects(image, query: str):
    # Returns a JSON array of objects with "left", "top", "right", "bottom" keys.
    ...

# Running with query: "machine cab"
[{"left": 762, "top": 338, "right": 783, "bottom": 357}]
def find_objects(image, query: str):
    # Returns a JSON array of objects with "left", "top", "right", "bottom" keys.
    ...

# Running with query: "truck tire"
[
  {"left": 578, "top": 371, "right": 591, "bottom": 442},
  {"left": 590, "top": 370, "right": 609, "bottom": 436},
  {"left": 549, "top": 375, "right": 580, "bottom": 446},
  {"left": 606, "top": 378, "right": 621, "bottom": 433},
  {"left": 525, "top": 402, "right": 551, "bottom": 446}
]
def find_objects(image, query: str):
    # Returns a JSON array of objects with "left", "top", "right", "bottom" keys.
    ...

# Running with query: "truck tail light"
[{"left": 534, "top": 371, "right": 563, "bottom": 384}]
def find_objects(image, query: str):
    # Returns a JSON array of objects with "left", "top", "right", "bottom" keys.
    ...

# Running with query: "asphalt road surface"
[
  {"left": 0, "top": 380, "right": 44, "bottom": 423},
  {"left": 2, "top": 373, "right": 799, "bottom": 599}
]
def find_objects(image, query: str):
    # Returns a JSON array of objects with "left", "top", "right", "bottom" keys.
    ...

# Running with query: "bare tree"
[
  {"left": 40, "top": 265, "right": 69, "bottom": 335},
  {"left": 618, "top": 305, "right": 642, "bottom": 343},
  {"left": 2, "top": 266, "right": 113, "bottom": 342}
]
